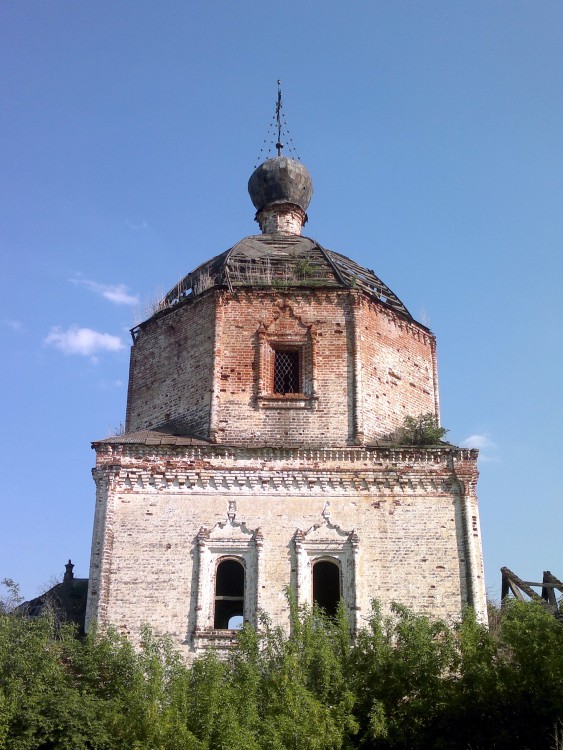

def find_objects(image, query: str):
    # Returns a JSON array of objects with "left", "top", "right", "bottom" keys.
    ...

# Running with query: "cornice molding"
[
  {"left": 93, "top": 464, "right": 475, "bottom": 497},
  {"left": 95, "top": 442, "right": 478, "bottom": 466}
]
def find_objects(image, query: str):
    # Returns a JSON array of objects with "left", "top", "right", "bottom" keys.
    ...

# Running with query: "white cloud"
[
  {"left": 2, "top": 319, "right": 24, "bottom": 332},
  {"left": 44, "top": 326, "right": 124, "bottom": 357},
  {"left": 70, "top": 278, "right": 139, "bottom": 306},
  {"left": 98, "top": 378, "right": 125, "bottom": 389},
  {"left": 461, "top": 434, "right": 496, "bottom": 450},
  {"left": 461, "top": 433, "right": 499, "bottom": 462},
  {"left": 99, "top": 284, "right": 139, "bottom": 306},
  {"left": 125, "top": 219, "right": 148, "bottom": 231}
]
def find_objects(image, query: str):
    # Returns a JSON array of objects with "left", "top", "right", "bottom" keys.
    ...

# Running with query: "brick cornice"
[
  {"left": 92, "top": 444, "right": 477, "bottom": 497},
  {"left": 95, "top": 441, "right": 477, "bottom": 465}
]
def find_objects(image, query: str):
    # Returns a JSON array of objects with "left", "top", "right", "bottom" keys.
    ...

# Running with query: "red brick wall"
[
  {"left": 357, "top": 296, "right": 438, "bottom": 440},
  {"left": 214, "top": 289, "right": 438, "bottom": 446},
  {"left": 214, "top": 289, "right": 352, "bottom": 446},
  {"left": 125, "top": 288, "right": 438, "bottom": 446},
  {"left": 126, "top": 293, "right": 216, "bottom": 437}
]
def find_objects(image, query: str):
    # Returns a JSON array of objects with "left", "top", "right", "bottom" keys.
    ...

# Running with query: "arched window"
[
  {"left": 312, "top": 559, "right": 341, "bottom": 617},
  {"left": 214, "top": 558, "right": 245, "bottom": 629}
]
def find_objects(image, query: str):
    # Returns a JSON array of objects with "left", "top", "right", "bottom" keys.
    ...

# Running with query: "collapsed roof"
[{"left": 154, "top": 234, "right": 412, "bottom": 320}]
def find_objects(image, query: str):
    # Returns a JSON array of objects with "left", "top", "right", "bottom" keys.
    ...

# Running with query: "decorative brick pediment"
[
  {"left": 259, "top": 300, "right": 312, "bottom": 337},
  {"left": 255, "top": 299, "right": 317, "bottom": 405},
  {"left": 201, "top": 518, "right": 257, "bottom": 543},
  {"left": 298, "top": 504, "right": 357, "bottom": 546},
  {"left": 293, "top": 505, "right": 360, "bottom": 629}
]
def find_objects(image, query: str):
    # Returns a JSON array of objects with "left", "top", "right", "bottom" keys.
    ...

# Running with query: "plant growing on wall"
[
  {"left": 294, "top": 256, "right": 314, "bottom": 279},
  {"left": 396, "top": 413, "right": 448, "bottom": 446}
]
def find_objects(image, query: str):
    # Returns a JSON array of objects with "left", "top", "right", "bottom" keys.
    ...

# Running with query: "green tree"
[
  {"left": 0, "top": 579, "right": 22, "bottom": 613},
  {"left": 0, "top": 610, "right": 110, "bottom": 749},
  {"left": 256, "top": 600, "right": 357, "bottom": 750},
  {"left": 496, "top": 599, "right": 563, "bottom": 749},
  {"left": 0, "top": 592, "right": 561, "bottom": 750},
  {"left": 351, "top": 602, "right": 459, "bottom": 749}
]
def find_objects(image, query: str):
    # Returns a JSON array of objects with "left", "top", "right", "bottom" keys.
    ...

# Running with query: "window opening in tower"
[
  {"left": 312, "top": 559, "right": 341, "bottom": 617},
  {"left": 214, "top": 559, "right": 245, "bottom": 629},
  {"left": 273, "top": 349, "right": 301, "bottom": 394}
]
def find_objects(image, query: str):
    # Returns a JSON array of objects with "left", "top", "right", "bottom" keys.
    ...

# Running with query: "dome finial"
[
  {"left": 248, "top": 84, "right": 313, "bottom": 235},
  {"left": 275, "top": 80, "right": 284, "bottom": 156}
]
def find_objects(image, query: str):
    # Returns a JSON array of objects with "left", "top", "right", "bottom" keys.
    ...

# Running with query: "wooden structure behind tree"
[{"left": 501, "top": 567, "right": 563, "bottom": 620}]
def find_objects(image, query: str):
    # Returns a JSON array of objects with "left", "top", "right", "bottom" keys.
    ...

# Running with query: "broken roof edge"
[
  {"left": 130, "top": 234, "right": 430, "bottom": 339},
  {"left": 315, "top": 240, "right": 416, "bottom": 323}
]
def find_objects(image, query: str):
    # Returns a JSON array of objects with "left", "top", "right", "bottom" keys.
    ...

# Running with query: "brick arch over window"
[{"left": 294, "top": 511, "right": 359, "bottom": 631}]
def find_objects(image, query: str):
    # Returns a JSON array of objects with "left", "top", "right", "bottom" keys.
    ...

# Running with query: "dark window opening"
[
  {"left": 313, "top": 560, "right": 341, "bottom": 617},
  {"left": 274, "top": 349, "right": 301, "bottom": 394},
  {"left": 214, "top": 559, "right": 244, "bottom": 629}
]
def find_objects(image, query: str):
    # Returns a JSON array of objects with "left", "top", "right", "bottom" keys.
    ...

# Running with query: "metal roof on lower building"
[{"left": 94, "top": 430, "right": 213, "bottom": 447}]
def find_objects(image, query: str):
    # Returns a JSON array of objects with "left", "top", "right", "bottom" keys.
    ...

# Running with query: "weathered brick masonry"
[
  {"left": 126, "top": 287, "right": 438, "bottom": 447},
  {"left": 86, "top": 440, "right": 485, "bottom": 656},
  {"left": 86, "top": 152, "right": 487, "bottom": 656},
  {"left": 126, "top": 291, "right": 216, "bottom": 438}
]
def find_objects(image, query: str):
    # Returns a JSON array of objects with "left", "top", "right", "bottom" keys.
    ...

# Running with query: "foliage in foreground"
[{"left": 0, "top": 597, "right": 561, "bottom": 750}]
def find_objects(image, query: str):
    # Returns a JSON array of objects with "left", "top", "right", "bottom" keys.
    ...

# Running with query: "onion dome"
[{"left": 248, "top": 156, "right": 313, "bottom": 215}]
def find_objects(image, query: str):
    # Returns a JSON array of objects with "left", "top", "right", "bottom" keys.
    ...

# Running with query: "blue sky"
[{"left": 1, "top": 1, "right": 562, "bottom": 602}]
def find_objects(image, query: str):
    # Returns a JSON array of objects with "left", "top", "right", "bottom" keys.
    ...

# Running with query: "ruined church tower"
[{"left": 86, "top": 124, "right": 487, "bottom": 654}]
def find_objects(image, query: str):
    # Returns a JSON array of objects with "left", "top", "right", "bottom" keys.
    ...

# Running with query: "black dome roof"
[
  {"left": 155, "top": 234, "right": 412, "bottom": 321},
  {"left": 248, "top": 156, "right": 313, "bottom": 214}
]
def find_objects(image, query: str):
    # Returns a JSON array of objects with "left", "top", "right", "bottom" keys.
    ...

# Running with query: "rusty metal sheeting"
[
  {"left": 157, "top": 234, "right": 412, "bottom": 320},
  {"left": 94, "top": 430, "right": 212, "bottom": 447}
]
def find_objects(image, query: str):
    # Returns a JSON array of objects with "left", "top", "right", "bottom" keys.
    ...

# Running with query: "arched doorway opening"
[
  {"left": 312, "top": 559, "right": 341, "bottom": 617},
  {"left": 214, "top": 558, "right": 245, "bottom": 629}
]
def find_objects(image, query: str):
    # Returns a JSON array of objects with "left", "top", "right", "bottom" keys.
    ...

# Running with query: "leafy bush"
[
  {"left": 395, "top": 413, "right": 448, "bottom": 446},
  {"left": 0, "top": 598, "right": 561, "bottom": 749}
]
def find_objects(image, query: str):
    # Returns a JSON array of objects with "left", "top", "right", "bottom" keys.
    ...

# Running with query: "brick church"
[{"left": 85, "top": 139, "right": 487, "bottom": 655}]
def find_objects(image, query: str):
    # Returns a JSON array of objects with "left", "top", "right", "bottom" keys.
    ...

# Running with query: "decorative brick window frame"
[
  {"left": 256, "top": 307, "right": 317, "bottom": 409},
  {"left": 294, "top": 506, "right": 359, "bottom": 631},
  {"left": 193, "top": 511, "right": 263, "bottom": 649}
]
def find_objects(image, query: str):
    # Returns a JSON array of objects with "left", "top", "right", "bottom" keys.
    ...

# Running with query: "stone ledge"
[
  {"left": 94, "top": 439, "right": 478, "bottom": 465},
  {"left": 256, "top": 394, "right": 317, "bottom": 409},
  {"left": 191, "top": 629, "right": 240, "bottom": 653}
]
